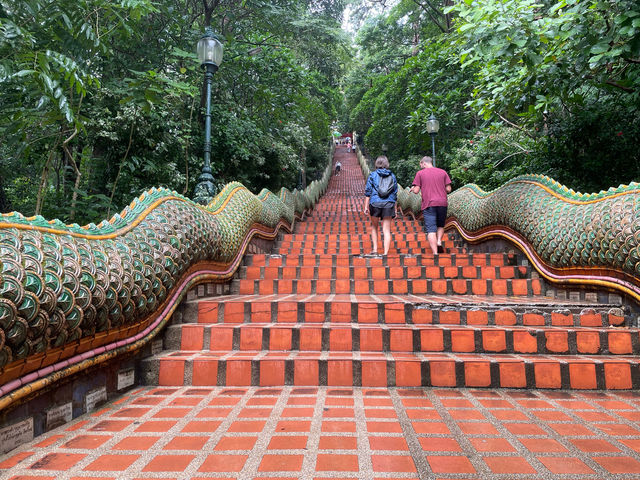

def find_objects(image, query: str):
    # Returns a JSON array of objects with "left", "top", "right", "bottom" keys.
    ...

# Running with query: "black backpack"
[{"left": 376, "top": 173, "right": 396, "bottom": 199}]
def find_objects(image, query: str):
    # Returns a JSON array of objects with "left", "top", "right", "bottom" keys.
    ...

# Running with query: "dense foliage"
[
  {"left": 344, "top": 0, "right": 639, "bottom": 191},
  {"left": 2, "top": 0, "right": 638, "bottom": 222},
  {"left": 0, "top": 0, "right": 348, "bottom": 222}
]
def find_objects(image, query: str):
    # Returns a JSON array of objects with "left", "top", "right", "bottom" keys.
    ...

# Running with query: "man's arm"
[
  {"left": 410, "top": 185, "right": 420, "bottom": 194},
  {"left": 445, "top": 184, "right": 452, "bottom": 194}
]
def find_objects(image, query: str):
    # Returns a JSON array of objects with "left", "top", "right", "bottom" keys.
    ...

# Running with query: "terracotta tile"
[
  {"left": 258, "top": 455, "right": 304, "bottom": 472},
  {"left": 605, "top": 362, "right": 633, "bottom": 389},
  {"left": 519, "top": 438, "right": 567, "bottom": 452},
  {"left": 549, "top": 422, "right": 594, "bottom": 436},
  {"left": 226, "top": 360, "right": 252, "bottom": 385},
  {"left": 112, "top": 436, "right": 160, "bottom": 450},
  {"left": 540, "top": 457, "right": 595, "bottom": 475},
  {"left": 0, "top": 452, "right": 34, "bottom": 469},
  {"left": 369, "top": 437, "right": 409, "bottom": 451},
  {"left": 163, "top": 436, "right": 209, "bottom": 450},
  {"left": 483, "top": 456, "right": 535, "bottom": 474},
  {"left": 83, "top": 454, "right": 140, "bottom": 471},
  {"left": 406, "top": 409, "right": 440, "bottom": 420},
  {"left": 371, "top": 455, "right": 416, "bottom": 473},
  {"left": 365, "top": 408, "right": 397, "bottom": 418},
  {"left": 322, "top": 421, "right": 356, "bottom": 433},
  {"left": 198, "top": 455, "right": 248, "bottom": 472},
  {"left": 142, "top": 455, "right": 195, "bottom": 472},
  {"left": 362, "top": 360, "right": 387, "bottom": 386},
  {"left": 504, "top": 423, "right": 547, "bottom": 435},
  {"left": 418, "top": 437, "right": 461, "bottom": 452},
  {"left": 154, "top": 407, "right": 191, "bottom": 418},
  {"left": 62, "top": 435, "right": 111, "bottom": 449},
  {"left": 412, "top": 422, "right": 450, "bottom": 434},
  {"left": 316, "top": 454, "right": 359, "bottom": 471},
  {"left": 158, "top": 359, "right": 185, "bottom": 386},
  {"left": 596, "top": 423, "right": 640, "bottom": 436},
  {"left": 181, "top": 421, "right": 221, "bottom": 433},
  {"left": 448, "top": 409, "right": 485, "bottom": 420},
  {"left": 439, "top": 310, "right": 460, "bottom": 324},
  {"left": 197, "top": 407, "right": 233, "bottom": 418},
  {"left": 570, "top": 439, "right": 620, "bottom": 452},
  {"left": 327, "top": 360, "right": 353, "bottom": 386},
  {"left": 464, "top": 362, "right": 491, "bottom": 387},
  {"left": 269, "top": 436, "right": 309, "bottom": 449},
  {"left": 594, "top": 457, "right": 640, "bottom": 474},
  {"left": 318, "top": 436, "right": 357, "bottom": 450},
  {"left": 90, "top": 420, "right": 131, "bottom": 432},
  {"left": 430, "top": 360, "right": 456, "bottom": 387},
  {"left": 427, "top": 456, "right": 476, "bottom": 474},
  {"left": 395, "top": 360, "right": 421, "bottom": 387},
  {"left": 294, "top": 359, "right": 319, "bottom": 385},
  {"left": 275, "top": 420, "right": 311, "bottom": 432},
  {"left": 469, "top": 438, "right": 515, "bottom": 452},
  {"left": 458, "top": 422, "right": 499, "bottom": 435},
  {"left": 534, "top": 361, "right": 562, "bottom": 388}
]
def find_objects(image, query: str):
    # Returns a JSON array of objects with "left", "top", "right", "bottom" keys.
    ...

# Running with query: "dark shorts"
[
  {"left": 335, "top": 165, "right": 341, "bottom": 172},
  {"left": 423, "top": 206, "right": 447, "bottom": 233},
  {"left": 370, "top": 204, "right": 396, "bottom": 218}
]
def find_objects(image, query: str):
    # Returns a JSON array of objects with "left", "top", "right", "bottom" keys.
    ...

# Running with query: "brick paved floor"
[{"left": 3, "top": 387, "right": 640, "bottom": 479}]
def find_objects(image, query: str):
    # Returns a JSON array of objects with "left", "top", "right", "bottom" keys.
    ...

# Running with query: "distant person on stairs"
[
  {"left": 335, "top": 160, "right": 342, "bottom": 176},
  {"left": 410, "top": 156, "right": 452, "bottom": 255},
  {"left": 364, "top": 155, "right": 398, "bottom": 256}
]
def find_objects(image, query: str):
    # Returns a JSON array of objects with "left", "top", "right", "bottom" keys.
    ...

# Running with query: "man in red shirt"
[{"left": 410, "top": 156, "right": 452, "bottom": 255}]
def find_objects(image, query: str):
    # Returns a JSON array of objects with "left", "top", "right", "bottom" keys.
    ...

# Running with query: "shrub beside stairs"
[{"left": 142, "top": 153, "right": 636, "bottom": 391}]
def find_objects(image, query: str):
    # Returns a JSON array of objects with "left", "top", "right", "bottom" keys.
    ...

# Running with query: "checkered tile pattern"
[{"left": 4, "top": 386, "right": 640, "bottom": 479}]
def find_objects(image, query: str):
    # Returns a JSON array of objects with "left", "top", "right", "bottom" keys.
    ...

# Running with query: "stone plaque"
[
  {"left": 0, "top": 418, "right": 33, "bottom": 455},
  {"left": 85, "top": 386, "right": 107, "bottom": 413},
  {"left": 117, "top": 368, "right": 135, "bottom": 390},
  {"left": 46, "top": 402, "right": 73, "bottom": 430}
]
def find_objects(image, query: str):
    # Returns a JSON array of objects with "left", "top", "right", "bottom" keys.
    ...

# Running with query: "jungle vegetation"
[{"left": 1, "top": 0, "right": 639, "bottom": 223}]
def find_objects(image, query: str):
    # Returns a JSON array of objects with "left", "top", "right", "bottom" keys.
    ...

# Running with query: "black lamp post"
[
  {"left": 426, "top": 114, "right": 440, "bottom": 166},
  {"left": 193, "top": 27, "right": 224, "bottom": 205}
]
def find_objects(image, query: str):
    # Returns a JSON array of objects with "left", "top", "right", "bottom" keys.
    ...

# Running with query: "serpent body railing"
[{"left": 0, "top": 157, "right": 332, "bottom": 410}]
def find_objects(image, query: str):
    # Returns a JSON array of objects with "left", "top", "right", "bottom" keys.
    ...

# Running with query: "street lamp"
[
  {"left": 193, "top": 27, "right": 224, "bottom": 205},
  {"left": 426, "top": 114, "right": 440, "bottom": 166},
  {"left": 381, "top": 143, "right": 388, "bottom": 158}
]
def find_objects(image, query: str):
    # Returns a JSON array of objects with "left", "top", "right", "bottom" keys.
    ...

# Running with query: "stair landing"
[{"left": 3, "top": 385, "right": 640, "bottom": 479}]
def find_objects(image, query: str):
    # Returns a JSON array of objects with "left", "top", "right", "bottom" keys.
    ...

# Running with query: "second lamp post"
[
  {"left": 426, "top": 114, "right": 440, "bottom": 166},
  {"left": 193, "top": 27, "right": 224, "bottom": 205}
]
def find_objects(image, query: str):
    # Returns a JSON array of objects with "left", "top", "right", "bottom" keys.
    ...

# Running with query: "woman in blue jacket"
[{"left": 363, "top": 155, "right": 398, "bottom": 256}]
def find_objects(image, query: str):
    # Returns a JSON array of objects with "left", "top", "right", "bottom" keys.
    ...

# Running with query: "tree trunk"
[
  {"left": 0, "top": 176, "right": 12, "bottom": 213},
  {"left": 35, "top": 135, "right": 62, "bottom": 216},
  {"left": 108, "top": 122, "right": 135, "bottom": 217}
]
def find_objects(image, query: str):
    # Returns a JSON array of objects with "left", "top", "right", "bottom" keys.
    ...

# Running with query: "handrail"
[
  {"left": 446, "top": 176, "right": 640, "bottom": 302},
  {"left": 0, "top": 149, "right": 333, "bottom": 410}
]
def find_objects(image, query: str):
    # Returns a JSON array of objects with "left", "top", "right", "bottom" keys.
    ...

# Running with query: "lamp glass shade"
[
  {"left": 426, "top": 115, "right": 440, "bottom": 134},
  {"left": 197, "top": 33, "right": 223, "bottom": 67}
]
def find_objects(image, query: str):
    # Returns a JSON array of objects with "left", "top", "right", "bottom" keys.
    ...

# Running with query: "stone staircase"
[{"left": 143, "top": 147, "right": 637, "bottom": 391}]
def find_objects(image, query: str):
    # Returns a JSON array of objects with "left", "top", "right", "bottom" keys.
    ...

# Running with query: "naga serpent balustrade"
[{"left": 0, "top": 160, "right": 331, "bottom": 411}]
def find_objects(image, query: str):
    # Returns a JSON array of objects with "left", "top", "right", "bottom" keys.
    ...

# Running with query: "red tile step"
[
  {"left": 233, "top": 277, "right": 543, "bottom": 296},
  {"left": 240, "top": 264, "right": 531, "bottom": 280},
  {"left": 245, "top": 252, "right": 519, "bottom": 267},
  {"left": 154, "top": 351, "right": 640, "bottom": 389},
  {"left": 193, "top": 296, "right": 628, "bottom": 327},
  {"left": 172, "top": 322, "right": 640, "bottom": 356}
]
